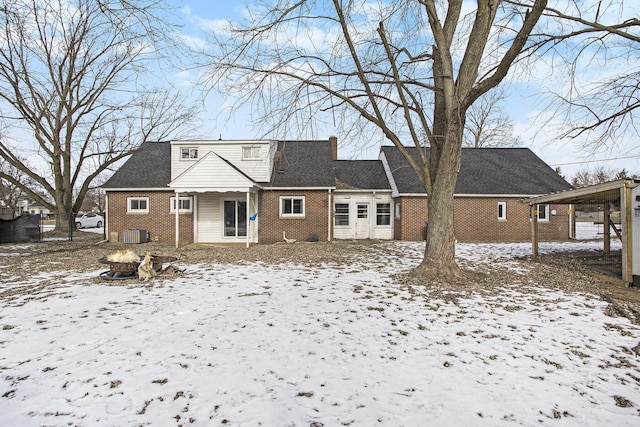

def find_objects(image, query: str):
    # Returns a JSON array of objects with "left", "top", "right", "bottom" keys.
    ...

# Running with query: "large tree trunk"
[
  {"left": 53, "top": 185, "right": 73, "bottom": 232},
  {"left": 412, "top": 118, "right": 466, "bottom": 282},
  {"left": 54, "top": 207, "right": 72, "bottom": 232}
]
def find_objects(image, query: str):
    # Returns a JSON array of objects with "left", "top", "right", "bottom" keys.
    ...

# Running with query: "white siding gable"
[
  {"left": 171, "top": 140, "right": 274, "bottom": 183},
  {"left": 169, "top": 151, "right": 255, "bottom": 192}
]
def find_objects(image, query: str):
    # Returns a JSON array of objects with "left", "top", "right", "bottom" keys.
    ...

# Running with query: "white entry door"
[{"left": 355, "top": 203, "right": 370, "bottom": 239}]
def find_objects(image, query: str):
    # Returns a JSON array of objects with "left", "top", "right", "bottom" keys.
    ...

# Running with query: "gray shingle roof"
[
  {"left": 103, "top": 141, "right": 570, "bottom": 197},
  {"left": 102, "top": 141, "right": 171, "bottom": 189},
  {"left": 267, "top": 140, "right": 336, "bottom": 188},
  {"left": 333, "top": 160, "right": 390, "bottom": 190},
  {"left": 381, "top": 146, "right": 572, "bottom": 195}
]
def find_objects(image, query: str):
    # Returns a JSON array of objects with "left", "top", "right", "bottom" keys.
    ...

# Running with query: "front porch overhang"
[{"left": 169, "top": 186, "right": 261, "bottom": 194}]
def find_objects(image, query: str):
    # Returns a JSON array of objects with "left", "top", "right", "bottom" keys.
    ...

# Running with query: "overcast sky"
[{"left": 173, "top": 0, "right": 640, "bottom": 180}]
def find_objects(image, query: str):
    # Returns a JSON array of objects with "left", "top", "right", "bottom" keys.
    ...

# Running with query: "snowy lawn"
[{"left": 1, "top": 241, "right": 639, "bottom": 426}]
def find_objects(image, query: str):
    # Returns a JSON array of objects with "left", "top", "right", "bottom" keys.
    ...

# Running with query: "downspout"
[
  {"left": 175, "top": 192, "right": 180, "bottom": 248},
  {"left": 531, "top": 204, "right": 539, "bottom": 259},
  {"left": 105, "top": 192, "right": 109, "bottom": 239},
  {"left": 328, "top": 189, "right": 332, "bottom": 242}
]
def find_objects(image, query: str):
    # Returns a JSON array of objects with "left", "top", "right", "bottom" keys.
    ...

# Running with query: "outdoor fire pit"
[
  {"left": 98, "top": 249, "right": 178, "bottom": 280},
  {"left": 99, "top": 249, "right": 141, "bottom": 280}
]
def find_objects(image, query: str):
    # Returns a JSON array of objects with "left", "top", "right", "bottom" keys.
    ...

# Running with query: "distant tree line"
[{"left": 563, "top": 166, "right": 639, "bottom": 188}]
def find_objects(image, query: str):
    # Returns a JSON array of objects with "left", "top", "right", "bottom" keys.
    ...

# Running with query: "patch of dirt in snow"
[{"left": 1, "top": 235, "right": 640, "bottom": 324}]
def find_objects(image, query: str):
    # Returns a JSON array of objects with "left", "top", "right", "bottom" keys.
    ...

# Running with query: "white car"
[{"left": 75, "top": 212, "right": 104, "bottom": 229}]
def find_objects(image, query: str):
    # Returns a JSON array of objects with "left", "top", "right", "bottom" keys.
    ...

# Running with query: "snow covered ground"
[{"left": 1, "top": 240, "right": 639, "bottom": 426}]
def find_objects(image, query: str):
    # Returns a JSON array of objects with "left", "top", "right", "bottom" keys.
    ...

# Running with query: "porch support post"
[
  {"left": 175, "top": 192, "right": 180, "bottom": 248},
  {"left": 531, "top": 204, "right": 539, "bottom": 259},
  {"left": 604, "top": 206, "right": 611, "bottom": 256},
  {"left": 246, "top": 191, "right": 250, "bottom": 248},
  {"left": 568, "top": 204, "right": 574, "bottom": 239}
]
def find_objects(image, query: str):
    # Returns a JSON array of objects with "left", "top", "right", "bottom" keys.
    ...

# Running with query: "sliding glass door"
[{"left": 223, "top": 200, "right": 247, "bottom": 238}]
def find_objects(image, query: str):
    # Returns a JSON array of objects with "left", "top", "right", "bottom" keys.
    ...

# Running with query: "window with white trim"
[
  {"left": 537, "top": 204, "right": 550, "bottom": 221},
  {"left": 497, "top": 202, "right": 507, "bottom": 220},
  {"left": 280, "top": 196, "right": 305, "bottom": 217},
  {"left": 242, "top": 146, "right": 261, "bottom": 160},
  {"left": 127, "top": 197, "right": 149, "bottom": 213},
  {"left": 376, "top": 203, "right": 391, "bottom": 226},
  {"left": 170, "top": 196, "right": 193, "bottom": 213},
  {"left": 357, "top": 204, "right": 368, "bottom": 219},
  {"left": 180, "top": 147, "right": 198, "bottom": 160},
  {"left": 334, "top": 203, "right": 349, "bottom": 226}
]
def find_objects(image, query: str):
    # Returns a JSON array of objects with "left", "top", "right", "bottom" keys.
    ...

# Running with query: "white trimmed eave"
[
  {"left": 392, "top": 193, "right": 545, "bottom": 199},
  {"left": 395, "top": 193, "right": 428, "bottom": 198},
  {"left": 379, "top": 152, "right": 400, "bottom": 197},
  {"left": 265, "top": 187, "right": 336, "bottom": 191},
  {"left": 171, "top": 185, "right": 260, "bottom": 193},
  {"left": 102, "top": 187, "right": 170, "bottom": 192},
  {"left": 456, "top": 193, "right": 541, "bottom": 199},
  {"left": 171, "top": 139, "right": 271, "bottom": 145},
  {"left": 334, "top": 189, "right": 392, "bottom": 193}
]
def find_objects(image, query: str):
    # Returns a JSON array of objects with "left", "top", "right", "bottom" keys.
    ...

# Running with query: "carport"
[{"left": 524, "top": 179, "right": 640, "bottom": 285}]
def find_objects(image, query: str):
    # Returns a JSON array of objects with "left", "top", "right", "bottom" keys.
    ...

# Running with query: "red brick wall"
[
  {"left": 106, "top": 191, "right": 193, "bottom": 245},
  {"left": 453, "top": 198, "right": 569, "bottom": 242},
  {"left": 258, "top": 190, "right": 330, "bottom": 243},
  {"left": 107, "top": 190, "right": 569, "bottom": 244},
  {"left": 534, "top": 203, "right": 572, "bottom": 242},
  {"left": 395, "top": 196, "right": 569, "bottom": 242},
  {"left": 394, "top": 197, "right": 429, "bottom": 241}
]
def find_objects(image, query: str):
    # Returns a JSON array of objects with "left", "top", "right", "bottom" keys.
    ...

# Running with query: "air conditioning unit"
[{"left": 122, "top": 229, "right": 149, "bottom": 244}]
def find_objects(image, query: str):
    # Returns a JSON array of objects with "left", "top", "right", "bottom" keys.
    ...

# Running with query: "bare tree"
[
  {"left": 202, "top": 0, "right": 550, "bottom": 281},
  {"left": 0, "top": 0, "right": 199, "bottom": 228},
  {"left": 615, "top": 169, "right": 638, "bottom": 180},
  {"left": 463, "top": 88, "right": 521, "bottom": 148},
  {"left": 80, "top": 188, "right": 105, "bottom": 213},
  {"left": 539, "top": 1, "right": 640, "bottom": 149},
  {"left": 571, "top": 166, "right": 615, "bottom": 187},
  {"left": 571, "top": 166, "right": 637, "bottom": 187},
  {"left": 0, "top": 156, "right": 38, "bottom": 213}
]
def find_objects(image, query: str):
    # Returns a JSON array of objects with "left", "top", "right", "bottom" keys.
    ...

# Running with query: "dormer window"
[
  {"left": 242, "top": 146, "right": 260, "bottom": 160},
  {"left": 181, "top": 147, "right": 198, "bottom": 160}
]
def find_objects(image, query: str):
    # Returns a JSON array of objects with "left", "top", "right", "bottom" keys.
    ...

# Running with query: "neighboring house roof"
[
  {"left": 267, "top": 140, "right": 336, "bottom": 188},
  {"left": 103, "top": 141, "right": 171, "bottom": 189},
  {"left": 381, "top": 146, "right": 572, "bottom": 195},
  {"left": 334, "top": 160, "right": 391, "bottom": 190}
]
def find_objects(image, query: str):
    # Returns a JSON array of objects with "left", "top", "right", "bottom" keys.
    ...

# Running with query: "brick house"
[
  {"left": 380, "top": 147, "right": 573, "bottom": 242},
  {"left": 102, "top": 137, "right": 571, "bottom": 246}
]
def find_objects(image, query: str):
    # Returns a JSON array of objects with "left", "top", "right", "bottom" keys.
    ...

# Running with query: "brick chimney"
[{"left": 329, "top": 135, "right": 338, "bottom": 160}]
